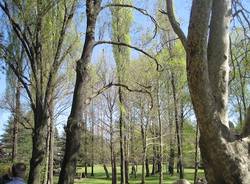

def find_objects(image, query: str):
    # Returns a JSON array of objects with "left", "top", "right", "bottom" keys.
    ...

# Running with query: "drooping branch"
[
  {"left": 163, "top": 0, "right": 187, "bottom": 52},
  {"left": 0, "top": 2, "right": 34, "bottom": 63},
  {"left": 0, "top": 1, "right": 38, "bottom": 85},
  {"left": 0, "top": 47, "right": 35, "bottom": 110},
  {"left": 100, "top": 3, "right": 158, "bottom": 40},
  {"left": 44, "top": 0, "right": 77, "bottom": 106},
  {"left": 94, "top": 40, "right": 162, "bottom": 71}
]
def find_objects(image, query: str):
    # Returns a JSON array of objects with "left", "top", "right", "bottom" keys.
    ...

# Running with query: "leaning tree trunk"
[
  {"left": 167, "top": 0, "right": 250, "bottom": 183},
  {"left": 58, "top": 1, "right": 101, "bottom": 183}
]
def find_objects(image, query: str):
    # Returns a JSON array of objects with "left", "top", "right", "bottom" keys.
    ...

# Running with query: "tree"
[
  {"left": 111, "top": 1, "right": 133, "bottom": 183},
  {"left": 0, "top": 1, "right": 77, "bottom": 183},
  {"left": 167, "top": 0, "right": 250, "bottom": 183}
]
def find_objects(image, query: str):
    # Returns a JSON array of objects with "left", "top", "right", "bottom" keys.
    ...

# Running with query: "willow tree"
[
  {"left": 167, "top": 0, "right": 250, "bottom": 183},
  {"left": 111, "top": 1, "right": 132, "bottom": 183},
  {"left": 0, "top": 1, "right": 77, "bottom": 183}
]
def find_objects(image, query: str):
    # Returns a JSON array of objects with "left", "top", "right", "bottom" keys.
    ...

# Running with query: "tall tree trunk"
[
  {"left": 167, "top": 0, "right": 250, "bottom": 182},
  {"left": 145, "top": 157, "right": 149, "bottom": 177},
  {"left": 28, "top": 108, "right": 49, "bottom": 184},
  {"left": 43, "top": 120, "right": 51, "bottom": 184},
  {"left": 12, "top": 81, "right": 21, "bottom": 163},
  {"left": 112, "top": 151, "right": 117, "bottom": 184},
  {"left": 111, "top": 143, "right": 116, "bottom": 183},
  {"left": 151, "top": 126, "right": 156, "bottom": 176},
  {"left": 156, "top": 82, "right": 163, "bottom": 184},
  {"left": 58, "top": 1, "right": 101, "bottom": 183},
  {"left": 171, "top": 72, "right": 184, "bottom": 179},
  {"left": 193, "top": 121, "right": 199, "bottom": 184},
  {"left": 110, "top": 110, "right": 117, "bottom": 184},
  {"left": 141, "top": 123, "right": 146, "bottom": 184},
  {"left": 48, "top": 104, "right": 54, "bottom": 184},
  {"left": 119, "top": 87, "right": 126, "bottom": 184},
  {"left": 91, "top": 103, "right": 94, "bottom": 177},
  {"left": 124, "top": 134, "right": 129, "bottom": 184}
]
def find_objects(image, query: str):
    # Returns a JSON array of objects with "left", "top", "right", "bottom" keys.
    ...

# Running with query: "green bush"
[{"left": 0, "top": 163, "right": 11, "bottom": 176}]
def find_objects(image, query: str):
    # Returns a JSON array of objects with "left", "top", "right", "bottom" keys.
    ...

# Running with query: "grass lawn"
[{"left": 70, "top": 165, "right": 204, "bottom": 184}]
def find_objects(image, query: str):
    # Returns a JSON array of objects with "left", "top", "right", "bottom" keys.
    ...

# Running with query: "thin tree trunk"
[
  {"left": 103, "top": 164, "right": 110, "bottom": 179},
  {"left": 151, "top": 126, "right": 156, "bottom": 176},
  {"left": 85, "top": 163, "right": 88, "bottom": 178},
  {"left": 156, "top": 82, "right": 163, "bottom": 184},
  {"left": 124, "top": 136, "right": 129, "bottom": 184},
  {"left": 193, "top": 121, "right": 199, "bottom": 184},
  {"left": 171, "top": 72, "right": 184, "bottom": 179},
  {"left": 91, "top": 104, "right": 94, "bottom": 177},
  {"left": 145, "top": 157, "right": 149, "bottom": 177},
  {"left": 141, "top": 125, "right": 146, "bottom": 184},
  {"left": 12, "top": 81, "right": 21, "bottom": 163},
  {"left": 48, "top": 105, "right": 54, "bottom": 184},
  {"left": 111, "top": 141, "right": 117, "bottom": 184},
  {"left": 43, "top": 122, "right": 50, "bottom": 184},
  {"left": 118, "top": 86, "right": 126, "bottom": 184}
]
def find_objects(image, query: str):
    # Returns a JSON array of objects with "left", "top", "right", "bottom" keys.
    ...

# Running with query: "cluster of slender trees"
[{"left": 0, "top": 0, "right": 250, "bottom": 184}]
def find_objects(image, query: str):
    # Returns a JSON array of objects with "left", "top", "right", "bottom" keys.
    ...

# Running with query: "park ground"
[{"left": 62, "top": 165, "right": 205, "bottom": 184}]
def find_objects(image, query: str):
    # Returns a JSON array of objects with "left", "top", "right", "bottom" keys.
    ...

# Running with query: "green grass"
[{"left": 71, "top": 165, "right": 204, "bottom": 184}]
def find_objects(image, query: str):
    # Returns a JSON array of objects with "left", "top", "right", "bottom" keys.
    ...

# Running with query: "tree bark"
[
  {"left": 145, "top": 157, "right": 149, "bottom": 177},
  {"left": 156, "top": 82, "right": 163, "bottom": 184},
  {"left": 118, "top": 87, "right": 126, "bottom": 184},
  {"left": 48, "top": 104, "right": 54, "bottom": 184},
  {"left": 171, "top": 72, "right": 184, "bottom": 179},
  {"left": 28, "top": 107, "right": 49, "bottom": 184},
  {"left": 186, "top": 0, "right": 250, "bottom": 183},
  {"left": 12, "top": 81, "right": 21, "bottom": 163},
  {"left": 193, "top": 121, "right": 199, "bottom": 184},
  {"left": 58, "top": 1, "right": 101, "bottom": 183}
]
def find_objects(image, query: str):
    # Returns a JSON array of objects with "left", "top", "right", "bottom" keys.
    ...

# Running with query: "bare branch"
[
  {"left": 94, "top": 40, "right": 162, "bottom": 71},
  {"left": 0, "top": 2, "right": 34, "bottom": 63},
  {"left": 100, "top": 3, "right": 158, "bottom": 41},
  {"left": 162, "top": 0, "right": 187, "bottom": 52},
  {"left": 1, "top": 48, "right": 35, "bottom": 110},
  {"left": 85, "top": 82, "right": 153, "bottom": 109}
]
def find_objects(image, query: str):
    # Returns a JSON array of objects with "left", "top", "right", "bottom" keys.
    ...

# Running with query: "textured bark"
[
  {"left": 28, "top": 107, "right": 49, "bottom": 184},
  {"left": 187, "top": 0, "right": 250, "bottom": 183},
  {"left": 167, "top": 0, "right": 250, "bottom": 183},
  {"left": 58, "top": 1, "right": 101, "bottom": 183},
  {"left": 207, "top": 0, "right": 231, "bottom": 127},
  {"left": 242, "top": 106, "right": 250, "bottom": 137},
  {"left": 43, "top": 120, "right": 50, "bottom": 184}
]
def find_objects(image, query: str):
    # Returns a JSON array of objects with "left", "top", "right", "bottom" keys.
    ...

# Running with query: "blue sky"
[{"left": 0, "top": 0, "right": 191, "bottom": 136}]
